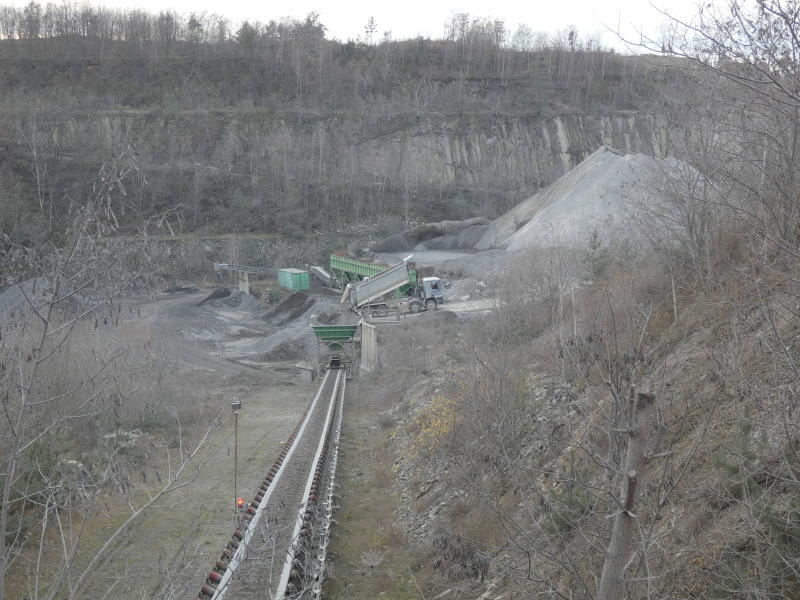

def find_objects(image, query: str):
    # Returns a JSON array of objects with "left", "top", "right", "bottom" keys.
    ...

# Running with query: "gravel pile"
[
  {"left": 370, "top": 217, "right": 489, "bottom": 252},
  {"left": 214, "top": 290, "right": 261, "bottom": 311},
  {"left": 262, "top": 292, "right": 317, "bottom": 324},
  {"left": 476, "top": 146, "right": 673, "bottom": 250}
]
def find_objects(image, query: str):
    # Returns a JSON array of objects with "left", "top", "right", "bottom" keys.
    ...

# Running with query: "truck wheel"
[
  {"left": 378, "top": 304, "right": 389, "bottom": 316},
  {"left": 425, "top": 298, "right": 438, "bottom": 311},
  {"left": 409, "top": 300, "right": 422, "bottom": 314}
]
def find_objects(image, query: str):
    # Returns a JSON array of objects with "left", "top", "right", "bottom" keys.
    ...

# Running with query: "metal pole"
[
  {"left": 234, "top": 411, "right": 239, "bottom": 512},
  {"left": 230, "top": 399, "right": 243, "bottom": 524}
]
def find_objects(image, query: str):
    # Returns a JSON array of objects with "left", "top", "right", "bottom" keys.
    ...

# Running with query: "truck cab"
[
  {"left": 404, "top": 276, "right": 445, "bottom": 314},
  {"left": 422, "top": 277, "right": 445, "bottom": 305}
]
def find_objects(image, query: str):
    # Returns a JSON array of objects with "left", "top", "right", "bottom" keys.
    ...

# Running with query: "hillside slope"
[{"left": 0, "top": 22, "right": 684, "bottom": 245}]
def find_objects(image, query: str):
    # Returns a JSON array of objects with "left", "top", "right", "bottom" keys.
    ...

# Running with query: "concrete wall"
[
  {"left": 360, "top": 322, "right": 378, "bottom": 373},
  {"left": 237, "top": 271, "right": 249, "bottom": 294}
]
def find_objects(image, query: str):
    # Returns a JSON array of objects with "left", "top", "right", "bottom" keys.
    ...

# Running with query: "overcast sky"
[{"left": 10, "top": 0, "right": 702, "bottom": 50}]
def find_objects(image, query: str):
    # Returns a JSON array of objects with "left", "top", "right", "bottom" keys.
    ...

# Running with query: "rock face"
[
  {"left": 0, "top": 110, "right": 666, "bottom": 224},
  {"left": 352, "top": 112, "right": 666, "bottom": 190}
]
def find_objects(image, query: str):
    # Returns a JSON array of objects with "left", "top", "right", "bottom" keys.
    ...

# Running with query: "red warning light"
[{"left": 236, "top": 497, "right": 245, "bottom": 509}]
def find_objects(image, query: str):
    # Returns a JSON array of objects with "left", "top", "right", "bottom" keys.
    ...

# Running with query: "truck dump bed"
[{"left": 344, "top": 262, "right": 411, "bottom": 309}]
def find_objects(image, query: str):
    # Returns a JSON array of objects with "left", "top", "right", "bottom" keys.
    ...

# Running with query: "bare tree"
[
  {"left": 0, "top": 155, "right": 217, "bottom": 600},
  {"left": 597, "top": 389, "right": 655, "bottom": 600}
]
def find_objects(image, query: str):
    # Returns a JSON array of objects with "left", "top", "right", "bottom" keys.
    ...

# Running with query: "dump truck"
[{"left": 340, "top": 260, "right": 444, "bottom": 316}]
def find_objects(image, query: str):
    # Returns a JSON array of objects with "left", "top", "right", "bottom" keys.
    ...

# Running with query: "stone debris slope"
[
  {"left": 476, "top": 146, "right": 667, "bottom": 250},
  {"left": 371, "top": 147, "right": 685, "bottom": 280},
  {"left": 371, "top": 217, "right": 489, "bottom": 252}
]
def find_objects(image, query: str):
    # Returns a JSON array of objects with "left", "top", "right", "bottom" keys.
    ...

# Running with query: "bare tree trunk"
[
  {"left": 597, "top": 391, "right": 655, "bottom": 600},
  {"left": 0, "top": 286, "right": 57, "bottom": 600},
  {"left": 670, "top": 261, "right": 678, "bottom": 325},
  {"left": 62, "top": 421, "right": 216, "bottom": 600}
]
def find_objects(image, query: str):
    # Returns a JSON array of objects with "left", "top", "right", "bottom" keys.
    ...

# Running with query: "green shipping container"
[{"left": 278, "top": 268, "right": 310, "bottom": 291}]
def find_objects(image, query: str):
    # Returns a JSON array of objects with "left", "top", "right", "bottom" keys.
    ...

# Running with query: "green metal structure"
[
  {"left": 328, "top": 255, "right": 416, "bottom": 294},
  {"left": 329, "top": 255, "right": 385, "bottom": 282},
  {"left": 277, "top": 268, "right": 311, "bottom": 291},
  {"left": 311, "top": 324, "right": 359, "bottom": 345},
  {"left": 311, "top": 324, "right": 359, "bottom": 373}
]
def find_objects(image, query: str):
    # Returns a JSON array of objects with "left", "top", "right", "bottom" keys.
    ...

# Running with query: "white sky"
[{"left": 10, "top": 0, "right": 702, "bottom": 50}]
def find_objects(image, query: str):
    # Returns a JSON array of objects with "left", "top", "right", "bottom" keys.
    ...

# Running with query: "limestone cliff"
[{"left": 1, "top": 109, "right": 666, "bottom": 234}]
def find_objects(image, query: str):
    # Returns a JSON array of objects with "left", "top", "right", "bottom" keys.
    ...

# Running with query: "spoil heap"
[{"left": 476, "top": 146, "right": 670, "bottom": 250}]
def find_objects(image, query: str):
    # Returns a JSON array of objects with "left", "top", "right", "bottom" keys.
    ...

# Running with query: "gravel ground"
[
  {"left": 217, "top": 291, "right": 356, "bottom": 361},
  {"left": 42, "top": 291, "right": 321, "bottom": 600}
]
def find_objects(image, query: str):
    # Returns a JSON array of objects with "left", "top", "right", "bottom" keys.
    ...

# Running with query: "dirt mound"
[
  {"left": 371, "top": 148, "right": 684, "bottom": 276},
  {"left": 213, "top": 290, "right": 260, "bottom": 311},
  {"left": 262, "top": 292, "right": 316, "bottom": 324},
  {"left": 476, "top": 147, "right": 673, "bottom": 250},
  {"left": 437, "top": 249, "right": 512, "bottom": 278},
  {"left": 258, "top": 341, "right": 305, "bottom": 361},
  {"left": 371, "top": 217, "right": 489, "bottom": 252},
  {"left": 311, "top": 307, "right": 360, "bottom": 326},
  {"left": 197, "top": 287, "right": 231, "bottom": 306},
  {"left": 311, "top": 310, "right": 338, "bottom": 324},
  {"left": 415, "top": 225, "right": 490, "bottom": 250},
  {"left": 220, "top": 296, "right": 347, "bottom": 361}
]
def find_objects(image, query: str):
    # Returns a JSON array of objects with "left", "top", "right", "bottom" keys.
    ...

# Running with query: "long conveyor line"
[{"left": 193, "top": 363, "right": 346, "bottom": 600}]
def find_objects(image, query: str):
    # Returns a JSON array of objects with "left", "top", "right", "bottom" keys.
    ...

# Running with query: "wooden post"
[{"left": 597, "top": 391, "right": 655, "bottom": 600}]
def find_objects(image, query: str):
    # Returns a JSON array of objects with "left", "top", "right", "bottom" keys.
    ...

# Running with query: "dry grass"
[
  {"left": 377, "top": 237, "right": 800, "bottom": 598},
  {"left": 325, "top": 381, "right": 435, "bottom": 600}
]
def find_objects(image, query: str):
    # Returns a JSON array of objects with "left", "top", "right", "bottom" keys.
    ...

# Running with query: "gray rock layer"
[{"left": 1, "top": 111, "right": 666, "bottom": 200}]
